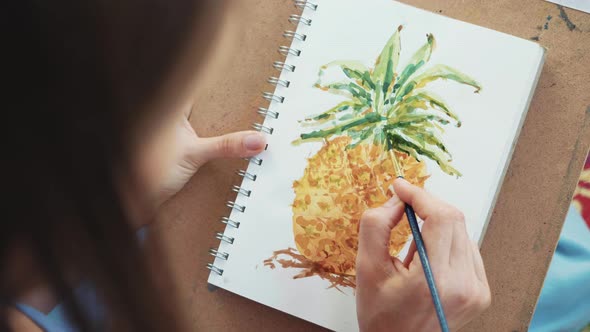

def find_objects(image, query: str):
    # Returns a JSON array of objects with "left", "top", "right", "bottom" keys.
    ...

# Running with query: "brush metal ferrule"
[{"left": 388, "top": 149, "right": 404, "bottom": 178}]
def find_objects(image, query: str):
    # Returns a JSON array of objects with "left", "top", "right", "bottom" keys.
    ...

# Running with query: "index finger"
[
  {"left": 392, "top": 178, "right": 446, "bottom": 220},
  {"left": 392, "top": 178, "right": 454, "bottom": 267}
]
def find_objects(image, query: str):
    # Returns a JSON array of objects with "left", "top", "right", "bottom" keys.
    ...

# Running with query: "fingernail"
[
  {"left": 394, "top": 177, "right": 408, "bottom": 184},
  {"left": 383, "top": 195, "right": 401, "bottom": 207},
  {"left": 244, "top": 133, "right": 266, "bottom": 151},
  {"left": 393, "top": 178, "right": 410, "bottom": 188}
]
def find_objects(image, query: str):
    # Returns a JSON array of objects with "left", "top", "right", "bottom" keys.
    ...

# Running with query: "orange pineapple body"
[{"left": 292, "top": 137, "right": 428, "bottom": 276}]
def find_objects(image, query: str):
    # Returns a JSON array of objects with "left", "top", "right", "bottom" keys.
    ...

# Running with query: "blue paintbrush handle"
[{"left": 405, "top": 203, "right": 450, "bottom": 332}]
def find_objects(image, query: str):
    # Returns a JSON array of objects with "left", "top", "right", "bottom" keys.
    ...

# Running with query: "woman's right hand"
[{"left": 356, "top": 178, "right": 491, "bottom": 331}]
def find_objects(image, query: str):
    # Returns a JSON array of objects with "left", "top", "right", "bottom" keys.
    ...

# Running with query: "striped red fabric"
[{"left": 572, "top": 152, "right": 590, "bottom": 229}]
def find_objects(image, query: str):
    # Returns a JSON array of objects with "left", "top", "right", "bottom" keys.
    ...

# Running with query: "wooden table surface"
[{"left": 153, "top": 1, "right": 590, "bottom": 331}]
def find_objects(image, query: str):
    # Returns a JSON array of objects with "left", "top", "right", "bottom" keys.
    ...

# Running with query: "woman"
[{"left": 1, "top": 1, "right": 490, "bottom": 331}]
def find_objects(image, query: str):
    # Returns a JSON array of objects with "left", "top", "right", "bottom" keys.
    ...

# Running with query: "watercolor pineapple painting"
[{"left": 265, "top": 25, "right": 481, "bottom": 288}]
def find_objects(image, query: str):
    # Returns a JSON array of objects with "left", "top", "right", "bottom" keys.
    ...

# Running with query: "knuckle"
[
  {"left": 449, "top": 284, "right": 478, "bottom": 309},
  {"left": 479, "top": 286, "right": 492, "bottom": 310},
  {"left": 450, "top": 293, "right": 470, "bottom": 310},
  {"left": 448, "top": 208, "right": 466, "bottom": 223},
  {"left": 361, "top": 209, "right": 381, "bottom": 224},
  {"left": 217, "top": 136, "right": 235, "bottom": 156},
  {"left": 439, "top": 206, "right": 465, "bottom": 224}
]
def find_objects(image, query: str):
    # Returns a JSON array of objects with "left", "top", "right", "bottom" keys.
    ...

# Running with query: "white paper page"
[
  {"left": 208, "top": 1, "right": 544, "bottom": 331},
  {"left": 546, "top": 0, "right": 590, "bottom": 14}
]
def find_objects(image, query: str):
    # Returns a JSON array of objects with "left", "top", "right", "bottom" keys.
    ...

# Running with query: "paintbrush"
[{"left": 388, "top": 149, "right": 450, "bottom": 332}]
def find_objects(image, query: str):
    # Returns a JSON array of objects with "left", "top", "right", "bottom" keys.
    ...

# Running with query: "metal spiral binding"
[
  {"left": 244, "top": 156, "right": 263, "bottom": 165},
  {"left": 262, "top": 92, "right": 284, "bottom": 104},
  {"left": 226, "top": 201, "right": 245, "bottom": 213},
  {"left": 236, "top": 169, "right": 257, "bottom": 181},
  {"left": 257, "top": 107, "right": 279, "bottom": 119},
  {"left": 289, "top": 14, "right": 312, "bottom": 26},
  {"left": 206, "top": 263, "right": 223, "bottom": 276},
  {"left": 220, "top": 217, "right": 240, "bottom": 228},
  {"left": 283, "top": 30, "right": 307, "bottom": 41},
  {"left": 232, "top": 185, "right": 252, "bottom": 197},
  {"left": 216, "top": 232, "right": 235, "bottom": 244},
  {"left": 209, "top": 248, "right": 229, "bottom": 260},
  {"left": 267, "top": 77, "right": 291, "bottom": 88},
  {"left": 294, "top": 0, "right": 318, "bottom": 10},
  {"left": 208, "top": 0, "right": 317, "bottom": 278},
  {"left": 278, "top": 45, "right": 301, "bottom": 57},
  {"left": 252, "top": 123, "right": 274, "bottom": 134},
  {"left": 273, "top": 61, "right": 295, "bottom": 72}
]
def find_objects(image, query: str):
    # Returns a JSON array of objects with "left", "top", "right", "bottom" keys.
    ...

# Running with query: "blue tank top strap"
[
  {"left": 13, "top": 280, "right": 106, "bottom": 331},
  {"left": 11, "top": 226, "right": 147, "bottom": 331},
  {"left": 13, "top": 303, "right": 78, "bottom": 332}
]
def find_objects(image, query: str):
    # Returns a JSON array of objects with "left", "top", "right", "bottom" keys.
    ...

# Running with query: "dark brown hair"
[{"left": 2, "top": 0, "right": 221, "bottom": 330}]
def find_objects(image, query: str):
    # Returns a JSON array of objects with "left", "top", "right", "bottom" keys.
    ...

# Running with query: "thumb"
[
  {"left": 191, "top": 131, "right": 266, "bottom": 165},
  {"left": 357, "top": 195, "right": 405, "bottom": 279}
]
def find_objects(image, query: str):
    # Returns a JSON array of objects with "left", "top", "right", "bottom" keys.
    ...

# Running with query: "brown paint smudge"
[{"left": 264, "top": 248, "right": 356, "bottom": 291}]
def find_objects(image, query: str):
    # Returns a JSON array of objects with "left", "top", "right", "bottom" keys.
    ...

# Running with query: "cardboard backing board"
[{"left": 153, "top": 1, "right": 590, "bottom": 331}]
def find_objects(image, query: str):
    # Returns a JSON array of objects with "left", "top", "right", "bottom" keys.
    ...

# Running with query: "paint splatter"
[
  {"left": 532, "top": 15, "right": 554, "bottom": 40},
  {"left": 557, "top": 5, "right": 576, "bottom": 31},
  {"left": 544, "top": 15, "right": 552, "bottom": 30}
]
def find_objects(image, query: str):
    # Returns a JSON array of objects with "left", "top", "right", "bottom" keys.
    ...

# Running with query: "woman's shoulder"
[{"left": 3, "top": 305, "right": 43, "bottom": 332}]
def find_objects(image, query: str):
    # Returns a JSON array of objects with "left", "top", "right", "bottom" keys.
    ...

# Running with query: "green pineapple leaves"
[
  {"left": 393, "top": 64, "right": 481, "bottom": 104},
  {"left": 373, "top": 25, "right": 402, "bottom": 95},
  {"left": 389, "top": 91, "right": 462, "bottom": 127},
  {"left": 297, "top": 25, "right": 482, "bottom": 177},
  {"left": 315, "top": 61, "right": 374, "bottom": 97},
  {"left": 390, "top": 33, "right": 435, "bottom": 102},
  {"left": 302, "top": 100, "right": 367, "bottom": 122}
]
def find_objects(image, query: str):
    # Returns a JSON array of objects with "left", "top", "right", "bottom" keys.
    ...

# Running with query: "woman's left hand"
[{"left": 154, "top": 111, "right": 266, "bottom": 207}]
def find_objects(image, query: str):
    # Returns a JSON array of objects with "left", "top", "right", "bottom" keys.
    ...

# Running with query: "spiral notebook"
[{"left": 207, "top": 1, "right": 545, "bottom": 331}]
